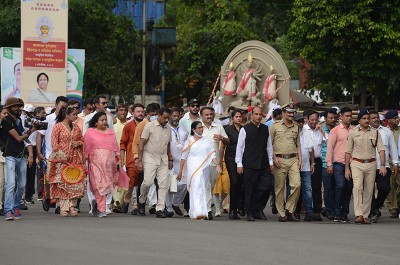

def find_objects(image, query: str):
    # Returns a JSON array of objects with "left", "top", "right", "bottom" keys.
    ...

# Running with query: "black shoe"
[
  {"left": 0, "top": 209, "right": 4, "bottom": 215},
  {"left": 326, "top": 215, "right": 335, "bottom": 220},
  {"left": 149, "top": 205, "right": 156, "bottom": 214},
  {"left": 207, "top": 211, "right": 213, "bottom": 220},
  {"left": 164, "top": 208, "right": 174, "bottom": 218},
  {"left": 370, "top": 214, "right": 379, "bottom": 223},
  {"left": 254, "top": 211, "right": 261, "bottom": 219},
  {"left": 91, "top": 200, "right": 99, "bottom": 217},
  {"left": 271, "top": 204, "right": 278, "bottom": 215},
  {"left": 247, "top": 214, "right": 255, "bottom": 221},
  {"left": 121, "top": 202, "right": 129, "bottom": 214},
  {"left": 20, "top": 204, "right": 28, "bottom": 211},
  {"left": 138, "top": 203, "right": 146, "bottom": 216},
  {"left": 238, "top": 209, "right": 246, "bottom": 216},
  {"left": 312, "top": 213, "right": 323, "bottom": 221},
  {"left": 42, "top": 199, "right": 51, "bottom": 212},
  {"left": 25, "top": 197, "right": 34, "bottom": 204},
  {"left": 377, "top": 210, "right": 382, "bottom": 217},
  {"left": 113, "top": 205, "right": 123, "bottom": 213},
  {"left": 156, "top": 210, "right": 167, "bottom": 218},
  {"left": 258, "top": 211, "right": 267, "bottom": 220},
  {"left": 55, "top": 206, "right": 60, "bottom": 214},
  {"left": 333, "top": 216, "right": 341, "bottom": 222},
  {"left": 341, "top": 216, "right": 350, "bottom": 223},
  {"left": 76, "top": 199, "right": 81, "bottom": 213},
  {"left": 131, "top": 208, "right": 138, "bottom": 215},
  {"left": 229, "top": 211, "right": 240, "bottom": 220},
  {"left": 321, "top": 208, "right": 327, "bottom": 217},
  {"left": 304, "top": 213, "right": 313, "bottom": 221},
  {"left": 389, "top": 210, "right": 398, "bottom": 218},
  {"left": 172, "top": 205, "right": 183, "bottom": 216}
]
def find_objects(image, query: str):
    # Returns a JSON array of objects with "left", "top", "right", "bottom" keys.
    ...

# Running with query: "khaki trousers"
[
  {"left": 139, "top": 161, "right": 168, "bottom": 211},
  {"left": 350, "top": 161, "right": 376, "bottom": 218},
  {"left": 386, "top": 170, "right": 400, "bottom": 213},
  {"left": 273, "top": 157, "right": 301, "bottom": 217}
]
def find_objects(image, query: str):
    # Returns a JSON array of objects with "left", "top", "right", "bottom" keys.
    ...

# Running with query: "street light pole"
[{"left": 141, "top": 0, "right": 146, "bottom": 105}]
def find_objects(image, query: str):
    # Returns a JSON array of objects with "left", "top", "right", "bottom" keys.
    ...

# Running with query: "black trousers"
[
  {"left": 311, "top": 157, "right": 323, "bottom": 213},
  {"left": 243, "top": 167, "right": 274, "bottom": 215},
  {"left": 371, "top": 168, "right": 392, "bottom": 214},
  {"left": 25, "top": 147, "right": 37, "bottom": 199},
  {"left": 225, "top": 159, "right": 243, "bottom": 212}
]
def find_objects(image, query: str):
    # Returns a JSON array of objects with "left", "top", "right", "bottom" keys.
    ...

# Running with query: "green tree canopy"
[{"left": 287, "top": 0, "right": 400, "bottom": 108}]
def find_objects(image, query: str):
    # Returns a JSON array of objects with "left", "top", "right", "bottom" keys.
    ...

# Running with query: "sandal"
[
  {"left": 60, "top": 210, "right": 68, "bottom": 217},
  {"left": 69, "top": 207, "right": 78, "bottom": 217}
]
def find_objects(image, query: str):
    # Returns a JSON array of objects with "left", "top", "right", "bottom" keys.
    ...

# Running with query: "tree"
[
  {"left": 68, "top": 0, "right": 141, "bottom": 101},
  {"left": 287, "top": 0, "right": 400, "bottom": 108}
]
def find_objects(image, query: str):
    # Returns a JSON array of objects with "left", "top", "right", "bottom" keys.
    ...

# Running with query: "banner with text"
[
  {"left": 21, "top": 0, "right": 68, "bottom": 105},
  {"left": 1, "top": 47, "right": 85, "bottom": 105}
]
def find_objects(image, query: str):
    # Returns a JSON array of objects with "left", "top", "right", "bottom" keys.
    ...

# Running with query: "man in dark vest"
[{"left": 236, "top": 106, "right": 274, "bottom": 221}]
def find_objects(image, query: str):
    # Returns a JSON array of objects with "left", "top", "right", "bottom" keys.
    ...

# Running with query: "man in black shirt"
[{"left": 2, "top": 97, "right": 35, "bottom": 221}]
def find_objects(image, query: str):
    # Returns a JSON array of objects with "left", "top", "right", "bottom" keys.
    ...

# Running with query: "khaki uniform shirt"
[
  {"left": 141, "top": 120, "right": 172, "bottom": 166},
  {"left": 270, "top": 120, "right": 300, "bottom": 155},
  {"left": 345, "top": 126, "right": 385, "bottom": 160}
]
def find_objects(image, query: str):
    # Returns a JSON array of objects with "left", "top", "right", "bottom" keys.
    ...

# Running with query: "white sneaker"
[
  {"left": 106, "top": 205, "right": 112, "bottom": 215},
  {"left": 182, "top": 209, "right": 189, "bottom": 217},
  {"left": 99, "top": 212, "right": 107, "bottom": 218},
  {"left": 215, "top": 209, "right": 221, "bottom": 217}
]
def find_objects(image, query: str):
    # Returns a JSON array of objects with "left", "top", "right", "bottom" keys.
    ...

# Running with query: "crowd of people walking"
[{"left": 1, "top": 95, "right": 400, "bottom": 224}]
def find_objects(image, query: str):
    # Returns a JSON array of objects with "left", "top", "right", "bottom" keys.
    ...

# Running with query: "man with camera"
[
  {"left": 2, "top": 97, "right": 35, "bottom": 220},
  {"left": 24, "top": 106, "right": 46, "bottom": 203}
]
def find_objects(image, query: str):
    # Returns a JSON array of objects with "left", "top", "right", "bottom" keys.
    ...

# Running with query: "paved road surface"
[{"left": 1, "top": 199, "right": 399, "bottom": 265}]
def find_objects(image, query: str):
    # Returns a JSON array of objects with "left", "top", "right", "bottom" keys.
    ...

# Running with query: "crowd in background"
[{"left": 1, "top": 94, "right": 400, "bottom": 224}]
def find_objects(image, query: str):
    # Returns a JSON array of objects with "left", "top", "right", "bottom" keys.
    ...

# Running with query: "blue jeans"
[
  {"left": 300, "top": 171, "right": 313, "bottom": 214},
  {"left": 322, "top": 167, "right": 335, "bottom": 217},
  {"left": 4, "top": 156, "right": 27, "bottom": 214},
  {"left": 333, "top": 163, "right": 353, "bottom": 218}
]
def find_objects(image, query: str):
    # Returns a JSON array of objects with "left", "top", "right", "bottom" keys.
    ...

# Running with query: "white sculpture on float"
[
  {"left": 236, "top": 53, "right": 263, "bottom": 100},
  {"left": 264, "top": 65, "right": 277, "bottom": 101},
  {"left": 212, "top": 90, "right": 224, "bottom": 116},
  {"left": 222, "top": 62, "right": 237, "bottom": 96}
]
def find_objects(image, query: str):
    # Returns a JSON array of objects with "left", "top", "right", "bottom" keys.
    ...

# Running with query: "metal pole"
[
  {"left": 161, "top": 50, "right": 165, "bottom": 107},
  {"left": 141, "top": 0, "right": 146, "bottom": 105}
]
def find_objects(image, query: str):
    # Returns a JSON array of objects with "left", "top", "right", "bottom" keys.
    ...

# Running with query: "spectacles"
[
  {"left": 190, "top": 105, "right": 199, "bottom": 108},
  {"left": 100, "top": 102, "right": 108, "bottom": 105}
]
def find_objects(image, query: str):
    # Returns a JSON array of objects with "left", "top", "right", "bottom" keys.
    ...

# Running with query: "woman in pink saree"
[{"left": 84, "top": 112, "right": 122, "bottom": 218}]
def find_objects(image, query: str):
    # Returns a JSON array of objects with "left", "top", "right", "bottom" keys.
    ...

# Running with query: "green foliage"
[
  {"left": 69, "top": 0, "right": 141, "bottom": 101},
  {"left": 0, "top": 0, "right": 20, "bottom": 47},
  {"left": 163, "top": 0, "right": 295, "bottom": 104},
  {"left": 287, "top": 0, "right": 400, "bottom": 107}
]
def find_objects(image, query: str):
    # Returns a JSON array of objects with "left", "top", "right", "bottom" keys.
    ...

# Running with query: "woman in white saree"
[{"left": 177, "top": 121, "right": 222, "bottom": 220}]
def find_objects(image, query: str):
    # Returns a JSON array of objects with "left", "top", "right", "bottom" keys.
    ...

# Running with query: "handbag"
[
  {"left": 169, "top": 169, "right": 178, "bottom": 193},
  {"left": 61, "top": 163, "right": 85, "bottom": 185}
]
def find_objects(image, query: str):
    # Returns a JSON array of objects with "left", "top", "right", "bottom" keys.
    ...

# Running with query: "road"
[{"left": 1, "top": 199, "right": 399, "bottom": 265}]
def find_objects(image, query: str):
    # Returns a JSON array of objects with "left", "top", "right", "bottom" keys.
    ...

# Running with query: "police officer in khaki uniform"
[
  {"left": 345, "top": 109, "right": 385, "bottom": 224},
  {"left": 270, "top": 102, "right": 302, "bottom": 222}
]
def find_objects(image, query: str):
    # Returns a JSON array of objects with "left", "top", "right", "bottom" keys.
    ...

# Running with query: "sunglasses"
[
  {"left": 190, "top": 105, "right": 199, "bottom": 108},
  {"left": 100, "top": 102, "right": 109, "bottom": 105}
]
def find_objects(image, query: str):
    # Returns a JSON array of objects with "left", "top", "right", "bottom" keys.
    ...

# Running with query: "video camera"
[{"left": 24, "top": 116, "right": 48, "bottom": 130}]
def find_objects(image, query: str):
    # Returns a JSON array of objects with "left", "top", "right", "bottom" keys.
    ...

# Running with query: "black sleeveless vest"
[{"left": 242, "top": 123, "right": 269, "bottom": 169}]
